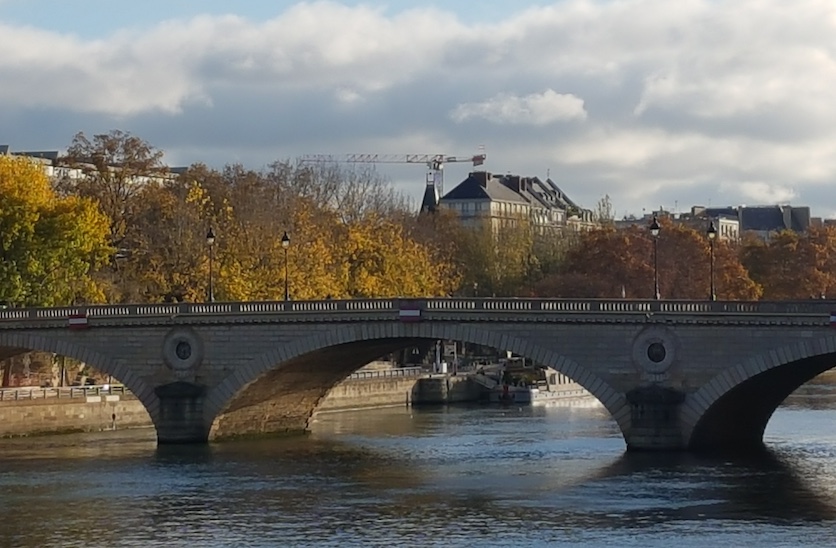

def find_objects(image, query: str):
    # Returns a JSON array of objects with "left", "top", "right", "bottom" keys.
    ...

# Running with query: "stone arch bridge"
[{"left": 1, "top": 298, "right": 834, "bottom": 453}]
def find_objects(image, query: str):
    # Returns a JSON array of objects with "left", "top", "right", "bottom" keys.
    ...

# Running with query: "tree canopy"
[
  {"left": 0, "top": 155, "right": 112, "bottom": 306},
  {"left": 4, "top": 129, "right": 835, "bottom": 305},
  {"left": 529, "top": 219, "right": 761, "bottom": 300}
]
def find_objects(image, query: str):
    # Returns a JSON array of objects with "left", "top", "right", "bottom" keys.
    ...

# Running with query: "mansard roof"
[
  {"left": 704, "top": 205, "right": 811, "bottom": 232},
  {"left": 441, "top": 170, "right": 589, "bottom": 215},
  {"left": 442, "top": 172, "right": 528, "bottom": 203}
]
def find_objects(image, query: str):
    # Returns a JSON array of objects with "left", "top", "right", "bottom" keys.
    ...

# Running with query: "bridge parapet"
[{"left": 0, "top": 298, "right": 833, "bottom": 326}]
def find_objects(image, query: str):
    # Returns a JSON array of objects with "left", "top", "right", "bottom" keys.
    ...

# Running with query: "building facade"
[{"left": 438, "top": 171, "right": 595, "bottom": 232}]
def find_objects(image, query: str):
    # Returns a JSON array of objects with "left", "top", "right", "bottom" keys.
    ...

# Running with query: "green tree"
[{"left": 0, "top": 155, "right": 111, "bottom": 306}]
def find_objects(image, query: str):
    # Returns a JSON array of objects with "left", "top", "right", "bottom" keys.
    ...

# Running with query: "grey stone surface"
[{"left": 1, "top": 299, "right": 834, "bottom": 451}]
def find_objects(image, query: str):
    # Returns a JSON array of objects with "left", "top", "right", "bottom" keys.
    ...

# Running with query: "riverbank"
[
  {"left": 0, "top": 370, "right": 595, "bottom": 439},
  {"left": 0, "top": 370, "right": 487, "bottom": 438},
  {"left": 0, "top": 392, "right": 151, "bottom": 437}
]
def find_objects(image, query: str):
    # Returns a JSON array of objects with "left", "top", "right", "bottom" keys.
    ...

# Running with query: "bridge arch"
[
  {"left": 0, "top": 332, "right": 159, "bottom": 428},
  {"left": 683, "top": 335, "right": 836, "bottom": 452},
  {"left": 203, "top": 321, "right": 630, "bottom": 441}
]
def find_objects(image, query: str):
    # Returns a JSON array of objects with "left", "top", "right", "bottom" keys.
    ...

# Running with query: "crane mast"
[{"left": 298, "top": 152, "right": 486, "bottom": 197}]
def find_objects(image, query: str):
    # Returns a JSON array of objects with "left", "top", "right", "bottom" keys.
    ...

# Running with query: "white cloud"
[
  {"left": 725, "top": 181, "right": 798, "bottom": 206},
  {"left": 2, "top": 0, "right": 836, "bottom": 217},
  {"left": 334, "top": 88, "right": 364, "bottom": 105},
  {"left": 450, "top": 89, "right": 587, "bottom": 125}
]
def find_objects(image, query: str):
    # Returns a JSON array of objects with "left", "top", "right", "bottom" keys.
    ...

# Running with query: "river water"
[{"left": 2, "top": 380, "right": 836, "bottom": 547}]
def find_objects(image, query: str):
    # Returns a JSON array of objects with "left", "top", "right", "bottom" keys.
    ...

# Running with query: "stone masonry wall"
[
  {"left": 314, "top": 377, "right": 420, "bottom": 412},
  {"left": 0, "top": 375, "right": 484, "bottom": 438},
  {"left": 0, "top": 395, "right": 152, "bottom": 438}
]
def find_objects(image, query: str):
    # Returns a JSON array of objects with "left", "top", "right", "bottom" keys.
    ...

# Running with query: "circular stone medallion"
[
  {"left": 163, "top": 328, "right": 203, "bottom": 373},
  {"left": 631, "top": 325, "right": 677, "bottom": 375}
]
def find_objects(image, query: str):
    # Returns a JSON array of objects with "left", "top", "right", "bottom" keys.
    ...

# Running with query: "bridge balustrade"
[
  {"left": 239, "top": 302, "right": 286, "bottom": 313},
  {"left": 542, "top": 300, "right": 594, "bottom": 312},
  {"left": 660, "top": 302, "right": 714, "bottom": 313},
  {"left": 133, "top": 304, "right": 180, "bottom": 316},
  {"left": 285, "top": 301, "right": 334, "bottom": 312},
  {"left": 425, "top": 300, "right": 477, "bottom": 310},
  {"left": 1, "top": 298, "right": 834, "bottom": 324},
  {"left": 345, "top": 300, "right": 394, "bottom": 310},
  {"left": 481, "top": 300, "right": 533, "bottom": 311}
]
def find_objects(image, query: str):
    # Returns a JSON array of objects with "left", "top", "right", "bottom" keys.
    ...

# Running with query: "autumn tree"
[
  {"left": 331, "top": 215, "right": 459, "bottom": 298},
  {"left": 740, "top": 226, "right": 836, "bottom": 299},
  {"left": 58, "top": 130, "right": 166, "bottom": 248},
  {"left": 0, "top": 155, "right": 111, "bottom": 306},
  {"left": 531, "top": 219, "right": 760, "bottom": 300},
  {"left": 117, "top": 177, "right": 217, "bottom": 302},
  {"left": 452, "top": 216, "right": 537, "bottom": 297},
  {"left": 108, "top": 159, "right": 460, "bottom": 303}
]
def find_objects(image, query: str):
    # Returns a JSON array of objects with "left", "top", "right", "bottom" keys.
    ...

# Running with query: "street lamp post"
[
  {"left": 707, "top": 220, "right": 717, "bottom": 301},
  {"left": 206, "top": 227, "right": 215, "bottom": 303},
  {"left": 281, "top": 231, "right": 290, "bottom": 301},
  {"left": 649, "top": 215, "right": 661, "bottom": 300}
]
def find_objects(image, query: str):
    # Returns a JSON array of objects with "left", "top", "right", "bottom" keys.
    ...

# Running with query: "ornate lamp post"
[
  {"left": 206, "top": 227, "right": 215, "bottom": 303},
  {"left": 649, "top": 215, "right": 661, "bottom": 300},
  {"left": 281, "top": 231, "right": 290, "bottom": 301},
  {"left": 707, "top": 220, "right": 717, "bottom": 301}
]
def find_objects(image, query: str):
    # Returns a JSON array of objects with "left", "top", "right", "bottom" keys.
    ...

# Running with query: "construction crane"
[{"left": 298, "top": 152, "right": 486, "bottom": 198}]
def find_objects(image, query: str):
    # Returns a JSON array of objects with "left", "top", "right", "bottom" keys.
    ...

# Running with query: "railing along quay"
[
  {"left": 347, "top": 367, "right": 424, "bottom": 381},
  {"left": 0, "top": 371, "right": 423, "bottom": 399},
  {"left": 0, "top": 385, "right": 127, "bottom": 402},
  {"left": 0, "top": 298, "right": 832, "bottom": 325}
]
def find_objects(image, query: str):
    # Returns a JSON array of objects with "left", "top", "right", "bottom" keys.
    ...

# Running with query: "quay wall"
[
  {"left": 0, "top": 375, "right": 487, "bottom": 438},
  {"left": 315, "top": 377, "right": 420, "bottom": 412},
  {"left": 0, "top": 395, "right": 151, "bottom": 438},
  {"left": 413, "top": 375, "right": 484, "bottom": 404}
]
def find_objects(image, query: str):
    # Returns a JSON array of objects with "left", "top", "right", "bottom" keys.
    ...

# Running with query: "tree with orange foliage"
[
  {"left": 741, "top": 226, "right": 836, "bottom": 300},
  {"left": 531, "top": 218, "right": 760, "bottom": 300}
]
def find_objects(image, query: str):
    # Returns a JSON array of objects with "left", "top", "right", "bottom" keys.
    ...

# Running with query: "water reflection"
[{"left": 1, "top": 385, "right": 836, "bottom": 547}]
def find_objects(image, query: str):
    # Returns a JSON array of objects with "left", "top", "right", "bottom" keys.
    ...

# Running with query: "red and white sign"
[
  {"left": 398, "top": 303, "right": 422, "bottom": 322},
  {"left": 68, "top": 314, "right": 89, "bottom": 330}
]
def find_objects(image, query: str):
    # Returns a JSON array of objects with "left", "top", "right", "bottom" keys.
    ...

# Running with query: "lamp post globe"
[
  {"left": 281, "top": 231, "right": 290, "bottom": 302},
  {"left": 649, "top": 215, "right": 661, "bottom": 300},
  {"left": 707, "top": 220, "right": 717, "bottom": 301}
]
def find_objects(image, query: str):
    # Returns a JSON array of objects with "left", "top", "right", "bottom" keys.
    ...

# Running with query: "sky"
[{"left": 1, "top": 0, "right": 835, "bottom": 218}]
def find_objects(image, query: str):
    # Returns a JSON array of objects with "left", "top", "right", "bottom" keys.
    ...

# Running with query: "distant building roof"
[
  {"left": 442, "top": 171, "right": 530, "bottom": 204},
  {"left": 14, "top": 151, "right": 60, "bottom": 161},
  {"left": 704, "top": 205, "right": 811, "bottom": 233},
  {"left": 544, "top": 178, "right": 579, "bottom": 209},
  {"left": 419, "top": 183, "right": 439, "bottom": 213}
]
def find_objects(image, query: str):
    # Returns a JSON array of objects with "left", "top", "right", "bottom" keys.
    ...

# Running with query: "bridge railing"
[
  {"left": 347, "top": 366, "right": 425, "bottom": 381},
  {"left": 0, "top": 298, "right": 833, "bottom": 324},
  {"left": 0, "top": 385, "right": 127, "bottom": 401}
]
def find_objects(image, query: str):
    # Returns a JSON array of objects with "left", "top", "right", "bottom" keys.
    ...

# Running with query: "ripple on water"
[{"left": 2, "top": 403, "right": 836, "bottom": 547}]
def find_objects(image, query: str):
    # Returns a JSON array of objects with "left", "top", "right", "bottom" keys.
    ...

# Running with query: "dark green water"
[{"left": 2, "top": 387, "right": 836, "bottom": 547}]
